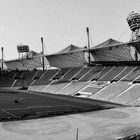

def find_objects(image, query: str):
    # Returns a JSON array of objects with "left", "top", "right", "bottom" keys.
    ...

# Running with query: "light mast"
[
  {"left": 86, "top": 27, "right": 91, "bottom": 64},
  {"left": 126, "top": 11, "right": 140, "bottom": 61},
  {"left": 41, "top": 37, "right": 45, "bottom": 70},
  {"left": 1, "top": 47, "right": 4, "bottom": 74}
]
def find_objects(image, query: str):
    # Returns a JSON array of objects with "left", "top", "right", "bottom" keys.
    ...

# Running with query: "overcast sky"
[{"left": 0, "top": 0, "right": 140, "bottom": 60}]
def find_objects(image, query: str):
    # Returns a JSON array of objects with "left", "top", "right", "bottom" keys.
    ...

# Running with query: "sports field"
[{"left": 0, "top": 88, "right": 123, "bottom": 122}]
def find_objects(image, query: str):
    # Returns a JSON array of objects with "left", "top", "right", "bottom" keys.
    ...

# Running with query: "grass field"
[{"left": 0, "top": 88, "right": 124, "bottom": 122}]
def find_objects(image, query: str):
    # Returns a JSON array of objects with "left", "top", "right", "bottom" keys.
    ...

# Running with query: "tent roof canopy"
[
  {"left": 92, "top": 38, "right": 124, "bottom": 50},
  {"left": 55, "top": 44, "right": 84, "bottom": 54}
]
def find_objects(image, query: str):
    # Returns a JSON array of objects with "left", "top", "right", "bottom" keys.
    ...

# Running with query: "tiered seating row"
[
  {"left": 1, "top": 66, "right": 140, "bottom": 106},
  {"left": 90, "top": 82, "right": 131, "bottom": 101}
]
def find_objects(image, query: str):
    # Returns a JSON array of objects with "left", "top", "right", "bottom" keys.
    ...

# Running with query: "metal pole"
[
  {"left": 76, "top": 128, "right": 79, "bottom": 140},
  {"left": 86, "top": 27, "right": 91, "bottom": 64},
  {"left": 41, "top": 37, "right": 45, "bottom": 70},
  {"left": 1, "top": 47, "right": 3, "bottom": 74}
]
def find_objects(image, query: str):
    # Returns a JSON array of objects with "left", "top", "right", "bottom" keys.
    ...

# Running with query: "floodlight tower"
[{"left": 126, "top": 11, "right": 140, "bottom": 60}]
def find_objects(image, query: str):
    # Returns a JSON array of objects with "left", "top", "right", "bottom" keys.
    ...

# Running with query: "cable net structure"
[
  {"left": 2, "top": 39, "right": 135, "bottom": 70},
  {"left": 90, "top": 39, "right": 133, "bottom": 61},
  {"left": 5, "top": 51, "right": 49, "bottom": 70}
]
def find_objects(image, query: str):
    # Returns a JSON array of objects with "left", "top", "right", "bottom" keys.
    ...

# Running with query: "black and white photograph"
[{"left": 0, "top": 0, "right": 140, "bottom": 140}]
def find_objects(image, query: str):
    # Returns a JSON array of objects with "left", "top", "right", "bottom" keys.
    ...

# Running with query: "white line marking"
[{"left": 2, "top": 109, "right": 17, "bottom": 118}]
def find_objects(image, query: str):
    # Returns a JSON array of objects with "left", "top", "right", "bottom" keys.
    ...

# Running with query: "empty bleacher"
[
  {"left": 113, "top": 66, "right": 135, "bottom": 81},
  {"left": 55, "top": 81, "right": 90, "bottom": 95},
  {"left": 92, "top": 66, "right": 113, "bottom": 81},
  {"left": 41, "top": 67, "right": 82, "bottom": 93},
  {"left": 90, "top": 81, "right": 131, "bottom": 101},
  {"left": 41, "top": 82, "right": 69, "bottom": 93},
  {"left": 12, "top": 70, "right": 37, "bottom": 88},
  {"left": 51, "top": 68, "right": 70, "bottom": 80},
  {"left": 71, "top": 67, "right": 92, "bottom": 80},
  {"left": 33, "top": 69, "right": 59, "bottom": 86},
  {"left": 32, "top": 70, "right": 46, "bottom": 81},
  {"left": 121, "top": 67, "right": 140, "bottom": 81},
  {"left": 60, "top": 67, "right": 82, "bottom": 81},
  {"left": 79, "top": 66, "right": 105, "bottom": 81},
  {"left": 28, "top": 69, "right": 59, "bottom": 91},
  {"left": 110, "top": 84, "right": 140, "bottom": 105},
  {"left": 0, "top": 71, "right": 15, "bottom": 87},
  {"left": 99, "top": 66, "right": 125, "bottom": 81},
  {"left": 75, "top": 81, "right": 109, "bottom": 97}
]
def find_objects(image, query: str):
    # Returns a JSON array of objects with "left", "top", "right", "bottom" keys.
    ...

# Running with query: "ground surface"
[
  {"left": 0, "top": 107, "right": 140, "bottom": 140},
  {"left": 0, "top": 88, "right": 122, "bottom": 121}
]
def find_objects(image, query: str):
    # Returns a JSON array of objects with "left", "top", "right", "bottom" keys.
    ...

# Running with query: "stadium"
[{"left": 0, "top": 11, "right": 140, "bottom": 140}]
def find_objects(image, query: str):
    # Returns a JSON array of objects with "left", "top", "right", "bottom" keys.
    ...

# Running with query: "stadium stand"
[
  {"left": 55, "top": 81, "right": 90, "bottom": 95},
  {"left": 59, "top": 67, "right": 82, "bottom": 81},
  {"left": 79, "top": 66, "right": 105, "bottom": 81},
  {"left": 12, "top": 70, "right": 37, "bottom": 88},
  {"left": 0, "top": 71, "right": 15, "bottom": 87},
  {"left": 113, "top": 66, "right": 136, "bottom": 81},
  {"left": 71, "top": 67, "right": 92, "bottom": 80},
  {"left": 91, "top": 66, "right": 113, "bottom": 81},
  {"left": 51, "top": 68, "right": 70, "bottom": 80},
  {"left": 99, "top": 66, "right": 125, "bottom": 81},
  {"left": 75, "top": 81, "right": 109, "bottom": 97},
  {"left": 41, "top": 82, "right": 69, "bottom": 93},
  {"left": 130, "top": 97, "right": 140, "bottom": 106},
  {"left": 41, "top": 67, "right": 82, "bottom": 93},
  {"left": 28, "top": 69, "right": 59, "bottom": 91},
  {"left": 90, "top": 81, "right": 132, "bottom": 101},
  {"left": 121, "top": 67, "right": 140, "bottom": 81},
  {"left": 110, "top": 84, "right": 140, "bottom": 105},
  {"left": 32, "top": 70, "right": 46, "bottom": 80}
]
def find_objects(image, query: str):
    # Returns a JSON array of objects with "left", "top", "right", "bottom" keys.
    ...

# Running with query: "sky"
[{"left": 0, "top": 0, "right": 140, "bottom": 60}]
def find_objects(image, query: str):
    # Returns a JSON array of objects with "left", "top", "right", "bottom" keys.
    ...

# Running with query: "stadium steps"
[
  {"left": 58, "top": 67, "right": 82, "bottom": 82},
  {"left": 28, "top": 69, "right": 59, "bottom": 91},
  {"left": 51, "top": 68, "right": 70, "bottom": 80},
  {"left": 41, "top": 82, "right": 70, "bottom": 93},
  {"left": 41, "top": 67, "right": 82, "bottom": 93},
  {"left": 74, "top": 81, "right": 109, "bottom": 97},
  {"left": 110, "top": 84, "right": 140, "bottom": 105},
  {"left": 91, "top": 66, "right": 113, "bottom": 81},
  {"left": 99, "top": 66, "right": 125, "bottom": 81},
  {"left": 12, "top": 70, "right": 37, "bottom": 88},
  {"left": 33, "top": 69, "right": 59, "bottom": 85},
  {"left": 0, "top": 71, "right": 15, "bottom": 87},
  {"left": 90, "top": 81, "right": 131, "bottom": 101},
  {"left": 121, "top": 67, "right": 140, "bottom": 81},
  {"left": 55, "top": 81, "right": 90, "bottom": 95},
  {"left": 112, "top": 66, "right": 136, "bottom": 81},
  {"left": 71, "top": 67, "right": 92, "bottom": 80},
  {"left": 79, "top": 66, "right": 105, "bottom": 81},
  {"left": 30, "top": 70, "right": 46, "bottom": 86}
]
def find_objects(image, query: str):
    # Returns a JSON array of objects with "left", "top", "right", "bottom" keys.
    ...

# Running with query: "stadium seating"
[
  {"left": 79, "top": 66, "right": 105, "bottom": 81},
  {"left": 99, "top": 66, "right": 125, "bottom": 81},
  {"left": 75, "top": 81, "right": 109, "bottom": 97},
  {"left": 91, "top": 66, "right": 113, "bottom": 81},
  {"left": 12, "top": 70, "right": 37, "bottom": 87},
  {"left": 41, "top": 67, "right": 82, "bottom": 93},
  {"left": 41, "top": 82, "right": 69, "bottom": 93},
  {"left": 0, "top": 71, "right": 15, "bottom": 87},
  {"left": 60, "top": 67, "right": 82, "bottom": 81},
  {"left": 55, "top": 81, "right": 90, "bottom": 95},
  {"left": 110, "top": 84, "right": 140, "bottom": 105},
  {"left": 113, "top": 66, "right": 136, "bottom": 81},
  {"left": 31, "top": 69, "right": 59, "bottom": 86},
  {"left": 121, "top": 67, "right": 140, "bottom": 81},
  {"left": 71, "top": 67, "right": 92, "bottom": 80},
  {"left": 51, "top": 68, "right": 70, "bottom": 80},
  {"left": 28, "top": 69, "right": 59, "bottom": 91},
  {"left": 90, "top": 81, "right": 131, "bottom": 101}
]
